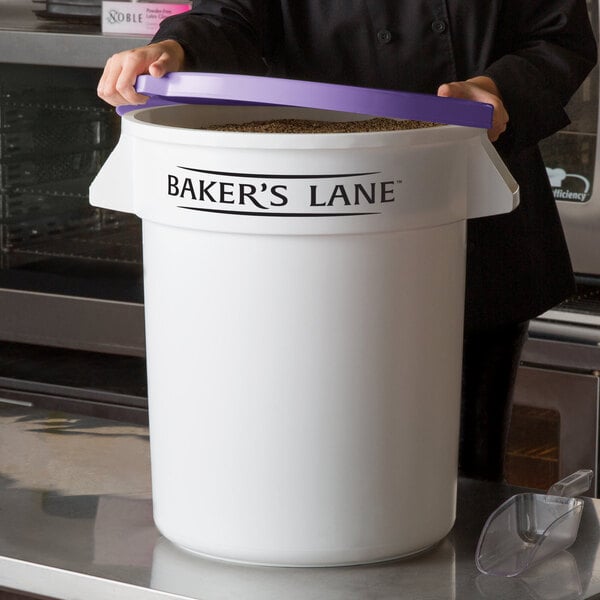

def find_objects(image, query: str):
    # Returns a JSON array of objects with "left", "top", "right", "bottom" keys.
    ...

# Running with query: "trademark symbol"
[{"left": 397, "top": 179, "right": 403, "bottom": 184}]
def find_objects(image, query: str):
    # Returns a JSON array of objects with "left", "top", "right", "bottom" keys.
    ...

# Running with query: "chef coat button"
[
  {"left": 377, "top": 29, "right": 393, "bottom": 44},
  {"left": 431, "top": 19, "right": 447, "bottom": 33}
]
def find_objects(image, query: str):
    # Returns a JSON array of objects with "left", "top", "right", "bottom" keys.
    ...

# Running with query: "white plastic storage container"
[{"left": 90, "top": 75, "right": 518, "bottom": 566}]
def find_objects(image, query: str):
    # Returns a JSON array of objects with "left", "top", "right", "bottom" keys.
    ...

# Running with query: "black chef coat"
[{"left": 154, "top": 0, "right": 597, "bottom": 331}]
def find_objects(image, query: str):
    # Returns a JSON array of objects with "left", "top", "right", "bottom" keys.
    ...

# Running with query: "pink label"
[{"left": 102, "top": 2, "right": 191, "bottom": 35}]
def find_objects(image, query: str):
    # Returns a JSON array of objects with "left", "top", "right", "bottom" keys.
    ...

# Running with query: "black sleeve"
[
  {"left": 151, "top": 0, "right": 274, "bottom": 75},
  {"left": 483, "top": 0, "right": 597, "bottom": 150}
]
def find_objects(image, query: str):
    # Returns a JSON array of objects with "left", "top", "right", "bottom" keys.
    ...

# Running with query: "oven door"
[
  {"left": 0, "top": 62, "right": 145, "bottom": 357},
  {"left": 505, "top": 338, "right": 600, "bottom": 497}
]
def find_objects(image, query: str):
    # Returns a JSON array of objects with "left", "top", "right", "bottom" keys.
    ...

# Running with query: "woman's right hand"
[{"left": 97, "top": 40, "right": 185, "bottom": 107}]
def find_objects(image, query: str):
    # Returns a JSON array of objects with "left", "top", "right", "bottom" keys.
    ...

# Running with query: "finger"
[
  {"left": 148, "top": 54, "right": 170, "bottom": 78},
  {"left": 437, "top": 82, "right": 453, "bottom": 98},
  {"left": 148, "top": 51, "right": 178, "bottom": 78},
  {"left": 98, "top": 56, "right": 131, "bottom": 106},
  {"left": 115, "top": 51, "right": 152, "bottom": 105},
  {"left": 484, "top": 116, "right": 507, "bottom": 141},
  {"left": 488, "top": 113, "right": 508, "bottom": 142},
  {"left": 488, "top": 109, "right": 508, "bottom": 141},
  {"left": 148, "top": 41, "right": 185, "bottom": 77},
  {"left": 437, "top": 82, "right": 469, "bottom": 100}
]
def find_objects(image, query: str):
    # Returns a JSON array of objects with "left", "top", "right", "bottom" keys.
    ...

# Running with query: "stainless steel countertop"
[
  {"left": 1, "top": 403, "right": 600, "bottom": 600},
  {"left": 0, "top": 0, "right": 150, "bottom": 67}
]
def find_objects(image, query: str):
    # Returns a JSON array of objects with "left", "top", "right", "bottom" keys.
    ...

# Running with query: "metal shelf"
[{"left": 0, "top": 0, "right": 151, "bottom": 68}]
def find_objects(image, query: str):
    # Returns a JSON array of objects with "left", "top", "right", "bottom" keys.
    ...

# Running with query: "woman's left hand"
[{"left": 437, "top": 76, "right": 509, "bottom": 142}]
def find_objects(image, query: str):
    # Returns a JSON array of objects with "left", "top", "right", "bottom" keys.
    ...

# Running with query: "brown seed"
[{"left": 205, "top": 117, "right": 440, "bottom": 134}]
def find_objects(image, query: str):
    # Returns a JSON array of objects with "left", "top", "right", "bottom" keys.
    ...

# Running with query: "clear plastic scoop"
[{"left": 475, "top": 470, "right": 593, "bottom": 577}]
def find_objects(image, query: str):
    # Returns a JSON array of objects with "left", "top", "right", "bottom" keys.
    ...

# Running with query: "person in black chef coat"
[{"left": 97, "top": 0, "right": 597, "bottom": 481}]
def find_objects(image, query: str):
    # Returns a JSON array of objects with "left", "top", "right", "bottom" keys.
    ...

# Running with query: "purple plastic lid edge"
[{"left": 118, "top": 72, "right": 494, "bottom": 129}]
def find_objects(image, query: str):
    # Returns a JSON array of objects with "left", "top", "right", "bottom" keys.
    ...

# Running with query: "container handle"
[
  {"left": 89, "top": 133, "right": 135, "bottom": 214},
  {"left": 548, "top": 470, "right": 594, "bottom": 498},
  {"left": 468, "top": 134, "right": 519, "bottom": 219}
]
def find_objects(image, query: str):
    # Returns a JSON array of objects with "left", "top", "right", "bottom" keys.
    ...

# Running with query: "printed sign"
[
  {"left": 167, "top": 165, "right": 399, "bottom": 218},
  {"left": 102, "top": 2, "right": 191, "bottom": 35},
  {"left": 546, "top": 166, "right": 591, "bottom": 203}
]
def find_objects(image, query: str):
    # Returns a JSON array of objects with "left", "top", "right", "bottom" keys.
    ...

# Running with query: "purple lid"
[{"left": 118, "top": 72, "right": 493, "bottom": 129}]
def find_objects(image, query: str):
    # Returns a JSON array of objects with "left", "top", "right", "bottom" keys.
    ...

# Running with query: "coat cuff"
[{"left": 151, "top": 14, "right": 267, "bottom": 75}]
